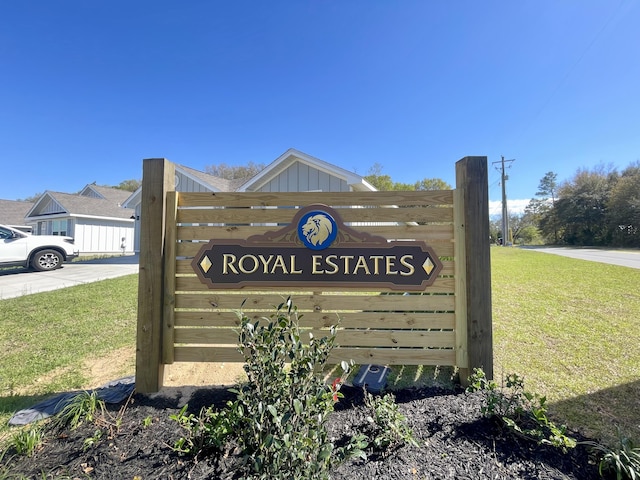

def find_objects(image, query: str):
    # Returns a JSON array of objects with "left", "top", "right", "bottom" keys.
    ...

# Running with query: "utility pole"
[{"left": 493, "top": 156, "right": 515, "bottom": 245}]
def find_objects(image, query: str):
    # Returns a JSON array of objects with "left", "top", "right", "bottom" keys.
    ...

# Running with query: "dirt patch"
[
  {"left": 163, "top": 362, "right": 247, "bottom": 387},
  {"left": 79, "top": 347, "right": 246, "bottom": 391},
  {"left": 82, "top": 346, "right": 136, "bottom": 388}
]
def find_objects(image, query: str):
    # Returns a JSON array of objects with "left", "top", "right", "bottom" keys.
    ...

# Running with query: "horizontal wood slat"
[
  {"left": 174, "top": 328, "right": 455, "bottom": 348},
  {"left": 174, "top": 311, "right": 456, "bottom": 330},
  {"left": 176, "top": 240, "right": 455, "bottom": 258},
  {"left": 177, "top": 191, "right": 454, "bottom": 208},
  {"left": 176, "top": 224, "right": 454, "bottom": 242},
  {"left": 177, "top": 206, "right": 453, "bottom": 224},
  {"left": 174, "top": 346, "right": 457, "bottom": 365},
  {"left": 174, "top": 292, "right": 455, "bottom": 311},
  {"left": 175, "top": 275, "right": 455, "bottom": 294}
]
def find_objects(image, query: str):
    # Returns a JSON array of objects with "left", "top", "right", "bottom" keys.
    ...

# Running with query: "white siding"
[
  {"left": 41, "top": 199, "right": 65, "bottom": 215},
  {"left": 256, "top": 161, "right": 349, "bottom": 193},
  {"left": 176, "top": 172, "right": 212, "bottom": 193},
  {"left": 74, "top": 219, "right": 134, "bottom": 255}
]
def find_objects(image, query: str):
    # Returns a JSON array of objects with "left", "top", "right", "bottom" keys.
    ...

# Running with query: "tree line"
[{"left": 496, "top": 161, "right": 640, "bottom": 248}]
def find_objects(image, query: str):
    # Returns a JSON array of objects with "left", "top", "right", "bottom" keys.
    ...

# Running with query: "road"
[
  {"left": 0, "top": 255, "right": 139, "bottom": 300},
  {"left": 525, "top": 247, "right": 640, "bottom": 269}
]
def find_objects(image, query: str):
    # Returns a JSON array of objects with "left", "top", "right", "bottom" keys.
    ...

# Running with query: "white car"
[{"left": 0, "top": 224, "right": 80, "bottom": 271}]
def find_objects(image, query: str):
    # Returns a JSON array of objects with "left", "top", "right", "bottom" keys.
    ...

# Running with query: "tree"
[
  {"left": 607, "top": 161, "right": 640, "bottom": 247},
  {"left": 532, "top": 172, "right": 559, "bottom": 243},
  {"left": 553, "top": 165, "right": 617, "bottom": 246},
  {"left": 113, "top": 179, "right": 141, "bottom": 192},
  {"left": 364, "top": 164, "right": 451, "bottom": 191},
  {"left": 205, "top": 161, "right": 265, "bottom": 180},
  {"left": 536, "top": 172, "right": 558, "bottom": 205},
  {"left": 492, "top": 212, "right": 541, "bottom": 245},
  {"left": 415, "top": 178, "right": 451, "bottom": 191},
  {"left": 508, "top": 212, "right": 539, "bottom": 245},
  {"left": 17, "top": 193, "right": 43, "bottom": 202}
]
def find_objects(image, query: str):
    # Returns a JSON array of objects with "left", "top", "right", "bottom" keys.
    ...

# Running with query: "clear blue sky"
[{"left": 2, "top": 1, "right": 639, "bottom": 215}]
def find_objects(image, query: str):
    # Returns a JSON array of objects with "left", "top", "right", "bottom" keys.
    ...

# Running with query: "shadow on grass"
[
  {"left": 0, "top": 393, "right": 51, "bottom": 419},
  {"left": 549, "top": 379, "right": 640, "bottom": 447}
]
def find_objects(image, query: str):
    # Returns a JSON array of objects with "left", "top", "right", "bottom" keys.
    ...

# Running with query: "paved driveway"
[
  {"left": 525, "top": 247, "right": 640, "bottom": 269},
  {"left": 0, "top": 255, "right": 139, "bottom": 300}
]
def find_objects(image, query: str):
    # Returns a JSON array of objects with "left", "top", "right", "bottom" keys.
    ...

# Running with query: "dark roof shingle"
[{"left": 0, "top": 199, "right": 35, "bottom": 226}]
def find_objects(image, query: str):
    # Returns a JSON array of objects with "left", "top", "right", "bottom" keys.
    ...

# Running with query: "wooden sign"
[{"left": 192, "top": 204, "right": 442, "bottom": 291}]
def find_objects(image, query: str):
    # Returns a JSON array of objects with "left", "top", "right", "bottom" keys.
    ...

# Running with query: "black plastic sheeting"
[{"left": 9, "top": 376, "right": 136, "bottom": 426}]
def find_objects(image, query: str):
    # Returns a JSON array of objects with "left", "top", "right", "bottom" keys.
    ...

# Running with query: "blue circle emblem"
[{"left": 297, "top": 210, "right": 338, "bottom": 250}]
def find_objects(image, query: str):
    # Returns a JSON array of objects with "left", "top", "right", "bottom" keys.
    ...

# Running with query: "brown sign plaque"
[{"left": 192, "top": 204, "right": 443, "bottom": 291}]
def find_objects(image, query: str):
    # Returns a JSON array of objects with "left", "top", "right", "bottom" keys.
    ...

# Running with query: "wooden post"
[
  {"left": 162, "top": 191, "right": 178, "bottom": 365},
  {"left": 453, "top": 187, "right": 469, "bottom": 376},
  {"left": 455, "top": 156, "right": 493, "bottom": 381},
  {"left": 135, "top": 158, "right": 175, "bottom": 393}
]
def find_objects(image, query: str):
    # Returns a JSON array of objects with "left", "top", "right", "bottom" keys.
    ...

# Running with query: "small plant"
[
  {"left": 10, "top": 425, "right": 44, "bottom": 457},
  {"left": 363, "top": 391, "right": 418, "bottom": 451},
  {"left": 585, "top": 428, "right": 640, "bottom": 480},
  {"left": 55, "top": 390, "right": 105, "bottom": 430},
  {"left": 52, "top": 389, "right": 131, "bottom": 451},
  {"left": 142, "top": 416, "right": 153, "bottom": 428},
  {"left": 467, "top": 368, "right": 576, "bottom": 451},
  {"left": 83, "top": 429, "right": 103, "bottom": 451},
  {"left": 171, "top": 403, "right": 236, "bottom": 454}
]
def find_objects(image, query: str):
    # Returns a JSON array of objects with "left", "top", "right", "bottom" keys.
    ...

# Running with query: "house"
[
  {"left": 25, "top": 184, "right": 135, "bottom": 255},
  {"left": 123, "top": 148, "right": 376, "bottom": 252},
  {"left": 0, "top": 199, "right": 35, "bottom": 232}
]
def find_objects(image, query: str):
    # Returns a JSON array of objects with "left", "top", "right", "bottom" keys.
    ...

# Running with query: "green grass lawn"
[
  {"left": 0, "top": 275, "right": 138, "bottom": 431},
  {"left": 492, "top": 247, "right": 640, "bottom": 445},
  {"left": 1, "top": 248, "right": 639, "bottom": 447}
]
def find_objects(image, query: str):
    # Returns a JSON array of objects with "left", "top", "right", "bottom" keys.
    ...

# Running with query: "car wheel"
[{"left": 31, "top": 249, "right": 64, "bottom": 271}]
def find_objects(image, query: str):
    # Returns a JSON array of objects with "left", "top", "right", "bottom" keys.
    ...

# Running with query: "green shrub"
[
  {"left": 232, "top": 299, "right": 349, "bottom": 478},
  {"left": 467, "top": 368, "right": 576, "bottom": 451},
  {"left": 173, "top": 299, "right": 353, "bottom": 479},
  {"left": 363, "top": 391, "right": 418, "bottom": 451}
]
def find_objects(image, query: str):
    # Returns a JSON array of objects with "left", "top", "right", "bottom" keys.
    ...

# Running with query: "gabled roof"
[
  {"left": 177, "top": 164, "right": 244, "bottom": 192},
  {"left": 25, "top": 191, "right": 134, "bottom": 221},
  {"left": 80, "top": 184, "right": 132, "bottom": 205},
  {"left": 122, "top": 163, "right": 250, "bottom": 208},
  {"left": 237, "top": 148, "right": 375, "bottom": 192},
  {"left": 122, "top": 149, "right": 375, "bottom": 207},
  {"left": 0, "top": 199, "right": 34, "bottom": 226}
]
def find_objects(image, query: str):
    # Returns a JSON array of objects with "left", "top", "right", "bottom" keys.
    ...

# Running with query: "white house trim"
[{"left": 237, "top": 148, "right": 375, "bottom": 192}]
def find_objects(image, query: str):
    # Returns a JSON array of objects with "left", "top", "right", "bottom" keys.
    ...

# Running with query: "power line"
[
  {"left": 492, "top": 156, "right": 515, "bottom": 245},
  {"left": 513, "top": 0, "right": 627, "bottom": 143}
]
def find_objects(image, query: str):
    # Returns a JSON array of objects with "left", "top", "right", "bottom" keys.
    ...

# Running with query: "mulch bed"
[{"left": 3, "top": 385, "right": 602, "bottom": 479}]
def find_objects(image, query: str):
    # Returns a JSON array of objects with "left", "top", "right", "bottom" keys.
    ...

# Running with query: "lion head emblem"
[{"left": 301, "top": 213, "right": 333, "bottom": 247}]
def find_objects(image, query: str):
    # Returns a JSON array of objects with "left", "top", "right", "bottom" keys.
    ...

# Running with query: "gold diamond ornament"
[
  {"left": 200, "top": 255, "right": 212, "bottom": 273},
  {"left": 422, "top": 257, "right": 435, "bottom": 275}
]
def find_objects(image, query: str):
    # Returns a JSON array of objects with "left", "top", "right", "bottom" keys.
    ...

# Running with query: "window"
[
  {"left": 37, "top": 219, "right": 73, "bottom": 236},
  {"left": 0, "top": 227, "right": 12, "bottom": 239},
  {"left": 52, "top": 220, "right": 67, "bottom": 236}
]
